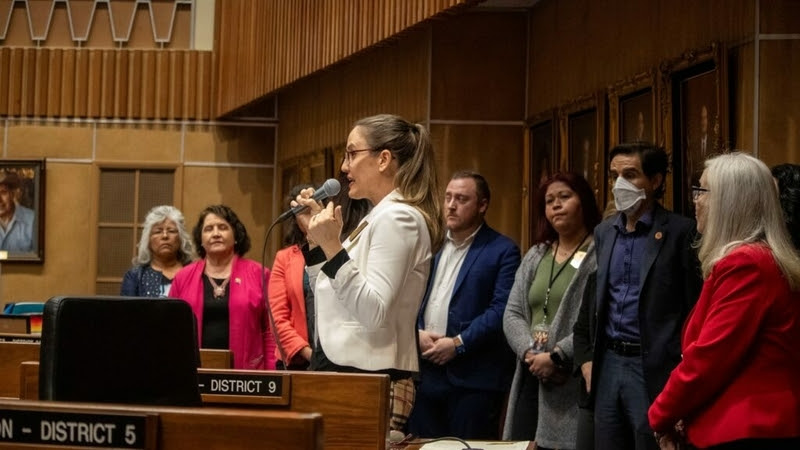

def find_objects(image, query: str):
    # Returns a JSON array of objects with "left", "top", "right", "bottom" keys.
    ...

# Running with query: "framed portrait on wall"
[
  {"left": 659, "top": 41, "right": 728, "bottom": 217},
  {"left": 608, "top": 70, "right": 660, "bottom": 207},
  {"left": 529, "top": 110, "right": 558, "bottom": 190},
  {"left": 559, "top": 91, "right": 606, "bottom": 208},
  {"left": 608, "top": 69, "right": 659, "bottom": 147},
  {"left": 0, "top": 160, "right": 45, "bottom": 263},
  {"left": 525, "top": 109, "right": 558, "bottom": 247}
]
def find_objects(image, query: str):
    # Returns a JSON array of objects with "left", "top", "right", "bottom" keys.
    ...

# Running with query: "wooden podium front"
[
  {"left": 0, "top": 399, "right": 323, "bottom": 450},
  {"left": 18, "top": 365, "right": 390, "bottom": 450}
]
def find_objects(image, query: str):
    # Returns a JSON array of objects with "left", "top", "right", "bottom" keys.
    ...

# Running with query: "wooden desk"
[
  {"left": 0, "top": 341, "right": 38, "bottom": 399},
  {"left": 20, "top": 365, "right": 390, "bottom": 450},
  {"left": 402, "top": 440, "right": 534, "bottom": 450},
  {"left": 199, "top": 348, "right": 234, "bottom": 369},
  {"left": 0, "top": 399, "right": 323, "bottom": 449},
  {"left": 0, "top": 340, "right": 232, "bottom": 399}
]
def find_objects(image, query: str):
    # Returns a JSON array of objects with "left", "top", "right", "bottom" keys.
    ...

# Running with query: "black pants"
[{"left": 509, "top": 362, "right": 539, "bottom": 441}]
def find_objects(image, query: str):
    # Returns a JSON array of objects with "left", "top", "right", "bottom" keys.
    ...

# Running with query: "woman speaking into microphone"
[{"left": 293, "top": 114, "right": 443, "bottom": 432}]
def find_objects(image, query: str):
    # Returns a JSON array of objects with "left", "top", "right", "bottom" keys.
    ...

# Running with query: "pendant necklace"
[{"left": 207, "top": 272, "right": 230, "bottom": 298}]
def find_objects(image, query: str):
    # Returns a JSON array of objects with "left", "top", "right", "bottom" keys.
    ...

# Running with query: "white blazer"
[{"left": 308, "top": 190, "right": 432, "bottom": 372}]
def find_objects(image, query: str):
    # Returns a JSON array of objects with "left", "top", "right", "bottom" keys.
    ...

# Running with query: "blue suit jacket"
[{"left": 417, "top": 224, "right": 521, "bottom": 391}]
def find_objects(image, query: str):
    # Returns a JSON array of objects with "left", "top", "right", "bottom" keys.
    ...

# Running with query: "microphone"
[{"left": 276, "top": 178, "right": 341, "bottom": 222}]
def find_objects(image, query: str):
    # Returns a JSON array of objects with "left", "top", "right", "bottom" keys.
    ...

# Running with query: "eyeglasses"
[
  {"left": 691, "top": 186, "right": 709, "bottom": 201},
  {"left": 342, "top": 148, "right": 373, "bottom": 164},
  {"left": 150, "top": 228, "right": 179, "bottom": 236}
]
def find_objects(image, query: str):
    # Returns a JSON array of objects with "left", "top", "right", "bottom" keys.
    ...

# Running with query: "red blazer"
[
  {"left": 267, "top": 245, "right": 310, "bottom": 364},
  {"left": 169, "top": 255, "right": 277, "bottom": 370},
  {"left": 649, "top": 244, "right": 800, "bottom": 448}
]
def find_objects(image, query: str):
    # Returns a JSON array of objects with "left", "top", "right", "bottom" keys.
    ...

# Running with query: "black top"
[{"left": 201, "top": 275, "right": 229, "bottom": 349}]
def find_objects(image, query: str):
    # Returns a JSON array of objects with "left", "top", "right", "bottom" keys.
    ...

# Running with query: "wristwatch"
[
  {"left": 549, "top": 349, "right": 564, "bottom": 368},
  {"left": 453, "top": 335, "right": 466, "bottom": 355}
]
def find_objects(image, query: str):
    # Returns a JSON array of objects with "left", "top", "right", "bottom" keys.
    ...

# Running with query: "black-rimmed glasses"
[
  {"left": 691, "top": 186, "right": 709, "bottom": 201},
  {"left": 342, "top": 148, "right": 373, "bottom": 164}
]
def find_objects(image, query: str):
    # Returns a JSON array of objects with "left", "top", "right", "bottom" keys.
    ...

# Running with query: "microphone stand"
[{"left": 260, "top": 215, "right": 289, "bottom": 368}]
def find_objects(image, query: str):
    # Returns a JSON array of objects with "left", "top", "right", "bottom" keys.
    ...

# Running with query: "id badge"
[{"left": 531, "top": 322, "right": 550, "bottom": 354}]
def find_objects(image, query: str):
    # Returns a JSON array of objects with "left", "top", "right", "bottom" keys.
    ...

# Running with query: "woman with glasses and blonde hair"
[
  {"left": 121, "top": 205, "right": 196, "bottom": 297},
  {"left": 649, "top": 152, "right": 800, "bottom": 449},
  {"left": 293, "top": 114, "right": 442, "bottom": 431}
]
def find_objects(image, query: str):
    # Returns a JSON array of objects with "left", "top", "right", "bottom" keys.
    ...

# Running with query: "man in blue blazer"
[
  {"left": 407, "top": 171, "right": 520, "bottom": 439},
  {"left": 573, "top": 143, "right": 703, "bottom": 450}
]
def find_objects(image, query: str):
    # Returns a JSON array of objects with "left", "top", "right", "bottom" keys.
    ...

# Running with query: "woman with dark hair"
[
  {"left": 269, "top": 175, "right": 373, "bottom": 370},
  {"left": 268, "top": 184, "right": 315, "bottom": 369},
  {"left": 503, "top": 172, "right": 601, "bottom": 448},
  {"left": 170, "top": 204, "right": 276, "bottom": 370},
  {"left": 771, "top": 163, "right": 800, "bottom": 250},
  {"left": 293, "top": 114, "right": 442, "bottom": 431}
]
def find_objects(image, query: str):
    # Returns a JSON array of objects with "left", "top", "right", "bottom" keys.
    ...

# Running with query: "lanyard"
[{"left": 544, "top": 233, "right": 588, "bottom": 321}]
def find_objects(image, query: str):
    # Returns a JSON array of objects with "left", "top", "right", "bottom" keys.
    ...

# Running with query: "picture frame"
[
  {"left": 608, "top": 69, "right": 660, "bottom": 148},
  {"left": 559, "top": 91, "right": 607, "bottom": 208},
  {"left": 607, "top": 69, "right": 660, "bottom": 208},
  {"left": 529, "top": 109, "right": 558, "bottom": 192},
  {"left": 0, "top": 160, "right": 45, "bottom": 263},
  {"left": 525, "top": 109, "right": 558, "bottom": 247},
  {"left": 659, "top": 41, "right": 729, "bottom": 216}
]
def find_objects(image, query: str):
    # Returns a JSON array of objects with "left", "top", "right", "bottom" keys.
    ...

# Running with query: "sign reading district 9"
[
  {"left": 0, "top": 409, "right": 148, "bottom": 448},
  {"left": 197, "top": 372, "right": 285, "bottom": 397}
]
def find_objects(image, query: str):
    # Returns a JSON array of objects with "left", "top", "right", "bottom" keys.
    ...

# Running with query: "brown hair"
[{"left": 354, "top": 114, "right": 443, "bottom": 251}]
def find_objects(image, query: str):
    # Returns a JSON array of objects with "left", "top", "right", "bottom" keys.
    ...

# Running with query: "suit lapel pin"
[
  {"left": 655, "top": 231, "right": 663, "bottom": 240},
  {"left": 235, "top": 277, "right": 241, "bottom": 284}
]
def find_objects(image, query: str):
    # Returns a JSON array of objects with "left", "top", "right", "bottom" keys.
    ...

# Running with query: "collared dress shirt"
[
  {"left": 422, "top": 225, "right": 482, "bottom": 335},
  {"left": 605, "top": 209, "right": 654, "bottom": 342}
]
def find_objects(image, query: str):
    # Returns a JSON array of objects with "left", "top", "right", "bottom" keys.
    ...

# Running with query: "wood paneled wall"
[
  {"left": 0, "top": 48, "right": 213, "bottom": 119},
  {"left": 215, "top": 0, "right": 481, "bottom": 117},
  {"left": 0, "top": 120, "right": 275, "bottom": 307},
  {"left": 278, "top": 28, "right": 430, "bottom": 161},
  {"left": 277, "top": 11, "right": 528, "bottom": 246},
  {"left": 527, "top": 0, "right": 754, "bottom": 115}
]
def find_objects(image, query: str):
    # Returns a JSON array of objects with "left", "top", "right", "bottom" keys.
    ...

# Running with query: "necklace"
[
  {"left": 544, "top": 233, "right": 589, "bottom": 320},
  {"left": 207, "top": 274, "right": 230, "bottom": 298}
]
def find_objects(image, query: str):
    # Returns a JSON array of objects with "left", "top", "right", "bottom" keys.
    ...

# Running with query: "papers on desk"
[{"left": 420, "top": 441, "right": 531, "bottom": 450}]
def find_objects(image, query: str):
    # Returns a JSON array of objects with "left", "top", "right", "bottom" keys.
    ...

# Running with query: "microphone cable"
[{"left": 260, "top": 214, "right": 289, "bottom": 368}]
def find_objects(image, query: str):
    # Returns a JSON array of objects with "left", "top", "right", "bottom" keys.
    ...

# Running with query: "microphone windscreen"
[{"left": 319, "top": 178, "right": 341, "bottom": 199}]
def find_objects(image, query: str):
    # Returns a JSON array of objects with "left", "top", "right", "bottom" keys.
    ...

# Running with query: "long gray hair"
[
  {"left": 699, "top": 152, "right": 800, "bottom": 288},
  {"left": 134, "top": 205, "right": 196, "bottom": 266}
]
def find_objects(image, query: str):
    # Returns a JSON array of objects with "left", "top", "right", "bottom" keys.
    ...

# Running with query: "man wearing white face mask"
[{"left": 573, "top": 143, "right": 703, "bottom": 450}]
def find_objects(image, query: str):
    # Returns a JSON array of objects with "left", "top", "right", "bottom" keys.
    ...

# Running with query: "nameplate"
[
  {"left": 0, "top": 315, "right": 30, "bottom": 334},
  {"left": 0, "top": 408, "right": 156, "bottom": 449},
  {"left": 0, "top": 333, "right": 40, "bottom": 343},
  {"left": 197, "top": 370, "right": 291, "bottom": 406}
]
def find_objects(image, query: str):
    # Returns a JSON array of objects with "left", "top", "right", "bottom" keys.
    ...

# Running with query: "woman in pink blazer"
[
  {"left": 170, "top": 205, "right": 276, "bottom": 370},
  {"left": 648, "top": 153, "right": 800, "bottom": 449}
]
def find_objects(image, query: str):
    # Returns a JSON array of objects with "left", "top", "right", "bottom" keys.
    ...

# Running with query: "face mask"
[{"left": 613, "top": 176, "right": 647, "bottom": 214}]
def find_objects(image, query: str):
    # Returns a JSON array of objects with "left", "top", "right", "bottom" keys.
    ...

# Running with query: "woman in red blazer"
[
  {"left": 648, "top": 153, "right": 800, "bottom": 449},
  {"left": 269, "top": 180, "right": 371, "bottom": 369},
  {"left": 269, "top": 184, "right": 315, "bottom": 369}
]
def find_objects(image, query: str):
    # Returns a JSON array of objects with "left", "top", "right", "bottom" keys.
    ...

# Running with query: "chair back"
[{"left": 39, "top": 296, "right": 201, "bottom": 406}]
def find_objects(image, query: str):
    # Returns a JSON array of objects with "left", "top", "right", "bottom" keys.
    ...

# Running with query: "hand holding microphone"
[
  {"left": 280, "top": 178, "right": 341, "bottom": 222},
  {"left": 287, "top": 178, "right": 345, "bottom": 259}
]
